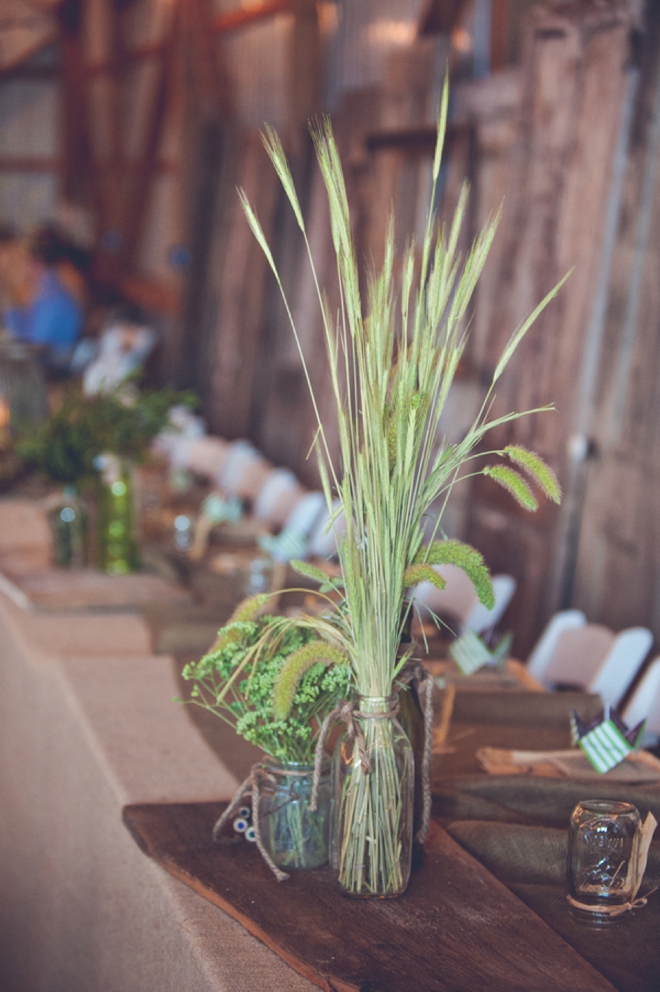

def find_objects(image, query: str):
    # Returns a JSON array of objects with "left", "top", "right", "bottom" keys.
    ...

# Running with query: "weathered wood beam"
[
  {"left": 119, "top": 38, "right": 174, "bottom": 269},
  {"left": 491, "top": 0, "right": 512, "bottom": 70},
  {"left": 365, "top": 120, "right": 469, "bottom": 153},
  {"left": 56, "top": 0, "right": 96, "bottom": 209},
  {"left": 286, "top": 0, "right": 321, "bottom": 153},
  {"left": 0, "top": 34, "right": 57, "bottom": 80},
  {"left": 0, "top": 157, "right": 61, "bottom": 172},
  {"left": 418, "top": 0, "right": 471, "bottom": 36},
  {"left": 84, "top": 0, "right": 294, "bottom": 77}
]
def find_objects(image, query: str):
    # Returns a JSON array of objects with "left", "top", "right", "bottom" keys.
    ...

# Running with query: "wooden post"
[{"left": 56, "top": 0, "right": 95, "bottom": 209}]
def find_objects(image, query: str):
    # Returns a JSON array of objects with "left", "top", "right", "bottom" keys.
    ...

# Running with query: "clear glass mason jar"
[
  {"left": 258, "top": 760, "right": 330, "bottom": 870},
  {"left": 331, "top": 694, "right": 414, "bottom": 898},
  {"left": 49, "top": 485, "right": 87, "bottom": 568},
  {"left": 567, "top": 799, "right": 642, "bottom": 919}
]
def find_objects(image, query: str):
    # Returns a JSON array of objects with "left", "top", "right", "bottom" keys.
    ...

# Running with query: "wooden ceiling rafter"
[
  {"left": 84, "top": 0, "right": 295, "bottom": 77},
  {"left": 0, "top": 33, "right": 57, "bottom": 79},
  {"left": 418, "top": 0, "right": 472, "bottom": 37},
  {"left": 50, "top": 0, "right": 300, "bottom": 312},
  {"left": 117, "top": 0, "right": 180, "bottom": 272}
]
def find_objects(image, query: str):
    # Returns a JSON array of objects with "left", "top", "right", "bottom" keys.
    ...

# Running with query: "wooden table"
[{"left": 124, "top": 800, "right": 618, "bottom": 992}]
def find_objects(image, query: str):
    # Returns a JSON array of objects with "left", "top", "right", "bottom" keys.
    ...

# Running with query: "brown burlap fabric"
[
  {"left": 446, "top": 821, "right": 660, "bottom": 992},
  {"left": 435, "top": 690, "right": 660, "bottom": 992},
  {"left": 436, "top": 775, "right": 660, "bottom": 827}
]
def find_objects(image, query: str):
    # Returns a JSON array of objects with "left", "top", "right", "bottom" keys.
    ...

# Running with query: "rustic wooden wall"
[
  {"left": 463, "top": 0, "right": 640, "bottom": 655},
  {"left": 9, "top": 0, "right": 659, "bottom": 659},
  {"left": 571, "top": 3, "right": 660, "bottom": 640}
]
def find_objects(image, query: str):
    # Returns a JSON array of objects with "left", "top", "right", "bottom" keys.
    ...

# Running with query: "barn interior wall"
[{"left": 2, "top": 0, "right": 660, "bottom": 658}]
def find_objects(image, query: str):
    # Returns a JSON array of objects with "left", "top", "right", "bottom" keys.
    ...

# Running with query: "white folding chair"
[
  {"left": 252, "top": 469, "right": 304, "bottom": 529},
  {"left": 589, "top": 627, "right": 653, "bottom": 708},
  {"left": 623, "top": 657, "right": 660, "bottom": 745},
  {"left": 185, "top": 436, "right": 230, "bottom": 480},
  {"left": 308, "top": 499, "right": 346, "bottom": 559},
  {"left": 411, "top": 563, "right": 516, "bottom": 637},
  {"left": 258, "top": 491, "right": 327, "bottom": 562},
  {"left": 464, "top": 574, "right": 516, "bottom": 635},
  {"left": 217, "top": 441, "right": 270, "bottom": 501},
  {"left": 526, "top": 610, "right": 587, "bottom": 684},
  {"left": 529, "top": 618, "right": 652, "bottom": 708}
]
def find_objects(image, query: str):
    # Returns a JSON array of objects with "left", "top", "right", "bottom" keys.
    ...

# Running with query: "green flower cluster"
[
  {"left": 17, "top": 382, "right": 195, "bottom": 485},
  {"left": 181, "top": 616, "right": 351, "bottom": 764}
]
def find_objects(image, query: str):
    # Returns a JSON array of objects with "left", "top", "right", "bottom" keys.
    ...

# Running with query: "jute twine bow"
[
  {"left": 309, "top": 665, "right": 434, "bottom": 846},
  {"left": 566, "top": 888, "right": 658, "bottom": 917},
  {"left": 212, "top": 762, "right": 311, "bottom": 882}
]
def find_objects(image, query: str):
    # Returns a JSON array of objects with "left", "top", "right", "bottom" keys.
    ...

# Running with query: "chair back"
[
  {"left": 308, "top": 500, "right": 345, "bottom": 559},
  {"left": 253, "top": 469, "right": 302, "bottom": 528},
  {"left": 623, "top": 657, "right": 660, "bottom": 737},
  {"left": 463, "top": 574, "right": 516, "bottom": 635},
  {"left": 411, "top": 565, "right": 515, "bottom": 636},
  {"left": 411, "top": 564, "right": 481, "bottom": 628},
  {"left": 526, "top": 610, "right": 587, "bottom": 684},
  {"left": 282, "top": 492, "right": 327, "bottom": 538},
  {"left": 589, "top": 626, "right": 653, "bottom": 708}
]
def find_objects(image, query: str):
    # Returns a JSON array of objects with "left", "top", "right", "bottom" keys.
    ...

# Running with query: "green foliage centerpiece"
[
  {"left": 182, "top": 596, "right": 351, "bottom": 876},
  {"left": 240, "top": 80, "right": 564, "bottom": 897},
  {"left": 18, "top": 382, "right": 193, "bottom": 571}
]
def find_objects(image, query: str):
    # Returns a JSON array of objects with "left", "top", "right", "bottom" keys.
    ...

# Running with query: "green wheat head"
[
  {"left": 412, "top": 539, "right": 495, "bottom": 610},
  {"left": 504, "top": 445, "right": 561, "bottom": 503},
  {"left": 212, "top": 593, "right": 272, "bottom": 651},
  {"left": 272, "top": 642, "right": 350, "bottom": 720},
  {"left": 483, "top": 465, "right": 538, "bottom": 511}
]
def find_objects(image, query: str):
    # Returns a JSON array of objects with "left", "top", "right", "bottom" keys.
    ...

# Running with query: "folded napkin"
[
  {"left": 476, "top": 746, "right": 660, "bottom": 782},
  {"left": 435, "top": 774, "right": 660, "bottom": 828}
]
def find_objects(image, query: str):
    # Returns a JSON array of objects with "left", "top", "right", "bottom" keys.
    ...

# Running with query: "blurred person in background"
[{"left": 2, "top": 224, "right": 89, "bottom": 374}]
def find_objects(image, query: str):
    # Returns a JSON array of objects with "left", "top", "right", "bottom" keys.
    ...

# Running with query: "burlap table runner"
[
  {"left": 435, "top": 688, "right": 660, "bottom": 992},
  {"left": 446, "top": 820, "right": 660, "bottom": 992}
]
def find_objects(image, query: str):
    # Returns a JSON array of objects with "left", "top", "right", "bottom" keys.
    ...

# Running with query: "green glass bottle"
[
  {"left": 97, "top": 459, "right": 139, "bottom": 574},
  {"left": 50, "top": 485, "right": 87, "bottom": 568}
]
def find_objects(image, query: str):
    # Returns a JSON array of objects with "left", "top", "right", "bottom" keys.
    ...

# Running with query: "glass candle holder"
[{"left": 567, "top": 799, "right": 642, "bottom": 921}]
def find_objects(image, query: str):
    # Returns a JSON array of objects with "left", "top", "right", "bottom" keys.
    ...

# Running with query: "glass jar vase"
[
  {"left": 331, "top": 694, "right": 414, "bottom": 898},
  {"left": 49, "top": 485, "right": 87, "bottom": 568},
  {"left": 567, "top": 799, "right": 642, "bottom": 920},
  {"left": 258, "top": 760, "right": 330, "bottom": 870},
  {"left": 96, "top": 457, "right": 139, "bottom": 574}
]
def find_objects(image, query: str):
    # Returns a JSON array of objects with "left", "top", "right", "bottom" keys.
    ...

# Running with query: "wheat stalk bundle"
[{"left": 240, "top": 78, "right": 565, "bottom": 895}]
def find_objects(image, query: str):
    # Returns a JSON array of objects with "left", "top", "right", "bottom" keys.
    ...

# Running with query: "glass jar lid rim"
[
  {"left": 577, "top": 799, "right": 639, "bottom": 814},
  {"left": 263, "top": 758, "right": 326, "bottom": 771}
]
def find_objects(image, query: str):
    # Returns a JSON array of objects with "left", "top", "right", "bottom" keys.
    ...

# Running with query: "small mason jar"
[
  {"left": 567, "top": 799, "right": 642, "bottom": 920},
  {"left": 258, "top": 760, "right": 330, "bottom": 870}
]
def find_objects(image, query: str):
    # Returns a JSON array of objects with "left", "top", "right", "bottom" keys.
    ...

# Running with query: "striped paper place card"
[
  {"left": 578, "top": 719, "right": 634, "bottom": 774},
  {"left": 450, "top": 631, "right": 493, "bottom": 676}
]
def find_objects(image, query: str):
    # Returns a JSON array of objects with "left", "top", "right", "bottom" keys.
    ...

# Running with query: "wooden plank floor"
[{"left": 123, "top": 801, "right": 616, "bottom": 992}]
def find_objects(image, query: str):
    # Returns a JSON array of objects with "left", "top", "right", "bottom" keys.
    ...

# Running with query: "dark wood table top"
[{"left": 124, "top": 800, "right": 617, "bottom": 992}]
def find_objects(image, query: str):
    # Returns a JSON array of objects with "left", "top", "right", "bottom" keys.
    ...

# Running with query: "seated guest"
[
  {"left": 82, "top": 303, "right": 157, "bottom": 394},
  {"left": 3, "top": 225, "right": 87, "bottom": 373}
]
